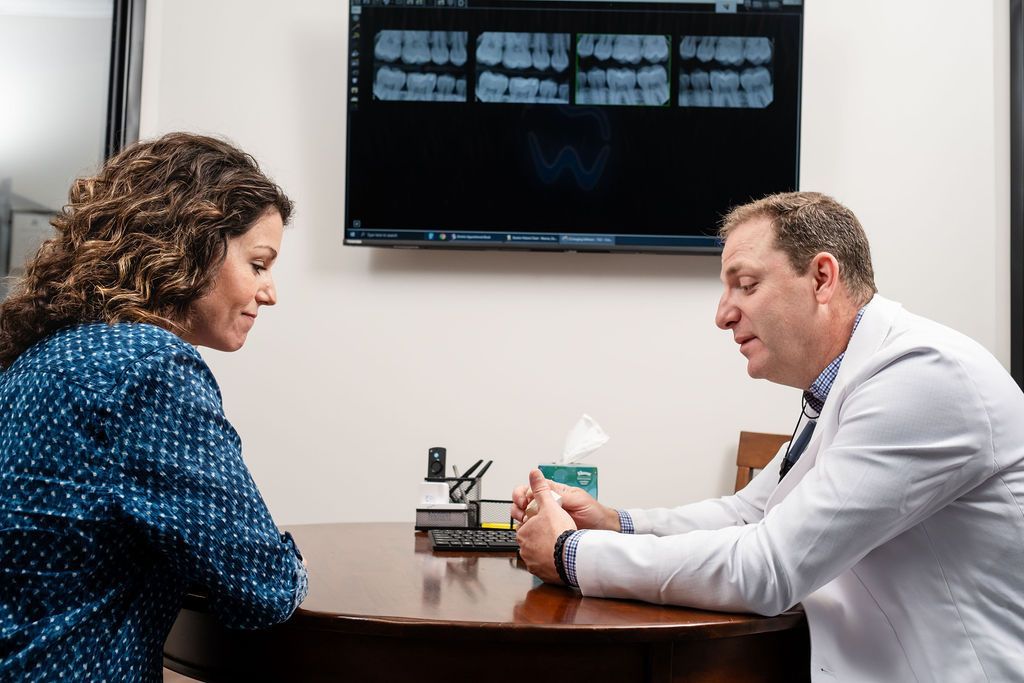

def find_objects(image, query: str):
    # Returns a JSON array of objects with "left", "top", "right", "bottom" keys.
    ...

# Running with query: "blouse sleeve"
[{"left": 109, "top": 343, "right": 308, "bottom": 628}]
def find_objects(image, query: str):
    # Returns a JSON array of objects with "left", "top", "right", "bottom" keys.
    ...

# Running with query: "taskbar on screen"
[{"left": 344, "top": 228, "right": 720, "bottom": 252}]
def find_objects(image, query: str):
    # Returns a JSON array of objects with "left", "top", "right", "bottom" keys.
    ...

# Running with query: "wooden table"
[{"left": 163, "top": 523, "right": 809, "bottom": 682}]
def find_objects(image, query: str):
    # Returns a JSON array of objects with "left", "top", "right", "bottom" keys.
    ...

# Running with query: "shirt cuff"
[
  {"left": 618, "top": 509, "right": 635, "bottom": 534},
  {"left": 282, "top": 531, "right": 309, "bottom": 612},
  {"left": 562, "top": 530, "right": 587, "bottom": 588}
]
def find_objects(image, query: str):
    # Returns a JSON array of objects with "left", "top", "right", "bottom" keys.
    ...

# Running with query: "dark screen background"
[{"left": 345, "top": 4, "right": 802, "bottom": 241}]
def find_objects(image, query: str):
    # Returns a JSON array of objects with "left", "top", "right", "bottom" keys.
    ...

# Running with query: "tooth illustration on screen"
[
  {"left": 436, "top": 73, "right": 456, "bottom": 98},
  {"left": 612, "top": 35, "right": 641, "bottom": 64},
  {"left": 638, "top": 64, "right": 669, "bottom": 105},
  {"left": 406, "top": 72, "right": 438, "bottom": 100},
  {"left": 594, "top": 34, "right": 613, "bottom": 61},
  {"left": 476, "top": 70, "right": 510, "bottom": 102},
  {"left": 551, "top": 33, "right": 569, "bottom": 72},
  {"left": 374, "top": 30, "right": 403, "bottom": 63},
  {"left": 586, "top": 67, "right": 607, "bottom": 104},
  {"left": 607, "top": 67, "right": 638, "bottom": 105},
  {"left": 641, "top": 35, "right": 669, "bottom": 63},
  {"left": 714, "top": 37, "right": 744, "bottom": 66},
  {"left": 449, "top": 32, "right": 468, "bottom": 66},
  {"left": 538, "top": 79, "right": 559, "bottom": 101},
  {"left": 372, "top": 65, "right": 407, "bottom": 100},
  {"left": 696, "top": 36, "right": 716, "bottom": 62},
  {"left": 503, "top": 33, "right": 533, "bottom": 70},
  {"left": 577, "top": 34, "right": 595, "bottom": 58},
  {"left": 743, "top": 37, "right": 772, "bottom": 65},
  {"left": 532, "top": 33, "right": 551, "bottom": 71},
  {"left": 476, "top": 33, "right": 504, "bottom": 67},
  {"left": 710, "top": 69, "right": 740, "bottom": 107},
  {"left": 402, "top": 30, "right": 431, "bottom": 65},
  {"left": 740, "top": 66, "right": 772, "bottom": 107},
  {"left": 680, "top": 35, "right": 697, "bottom": 60},
  {"left": 690, "top": 68, "right": 711, "bottom": 106},
  {"left": 509, "top": 76, "right": 540, "bottom": 102},
  {"left": 429, "top": 31, "right": 449, "bottom": 65}
]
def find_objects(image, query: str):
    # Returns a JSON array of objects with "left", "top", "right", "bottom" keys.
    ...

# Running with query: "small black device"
[
  {"left": 426, "top": 446, "right": 447, "bottom": 480},
  {"left": 429, "top": 528, "right": 519, "bottom": 552}
]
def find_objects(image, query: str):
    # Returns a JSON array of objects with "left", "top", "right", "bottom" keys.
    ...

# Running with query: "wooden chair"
[{"left": 734, "top": 431, "right": 791, "bottom": 492}]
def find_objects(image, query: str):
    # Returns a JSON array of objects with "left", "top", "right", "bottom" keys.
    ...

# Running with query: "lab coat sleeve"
[
  {"left": 576, "top": 346, "right": 996, "bottom": 615},
  {"left": 627, "top": 442, "right": 786, "bottom": 535}
]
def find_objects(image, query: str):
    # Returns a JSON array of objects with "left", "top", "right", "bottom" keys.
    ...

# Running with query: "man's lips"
[{"left": 735, "top": 335, "right": 757, "bottom": 353}]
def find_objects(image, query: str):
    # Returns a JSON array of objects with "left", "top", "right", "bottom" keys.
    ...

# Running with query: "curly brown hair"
[{"left": 0, "top": 132, "right": 293, "bottom": 369}]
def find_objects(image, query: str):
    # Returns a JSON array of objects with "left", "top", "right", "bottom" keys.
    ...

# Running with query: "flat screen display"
[{"left": 344, "top": 0, "right": 803, "bottom": 253}]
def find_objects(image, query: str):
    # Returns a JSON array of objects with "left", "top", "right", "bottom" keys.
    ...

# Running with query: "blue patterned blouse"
[{"left": 0, "top": 322, "right": 308, "bottom": 681}]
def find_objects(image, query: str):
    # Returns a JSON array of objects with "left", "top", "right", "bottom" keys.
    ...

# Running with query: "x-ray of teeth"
[
  {"left": 374, "top": 65, "right": 467, "bottom": 102},
  {"left": 474, "top": 32, "right": 571, "bottom": 104},
  {"left": 678, "top": 35, "right": 774, "bottom": 108},
  {"left": 578, "top": 34, "right": 669, "bottom": 66},
  {"left": 577, "top": 66, "right": 668, "bottom": 106},
  {"left": 374, "top": 30, "right": 468, "bottom": 68},
  {"left": 576, "top": 34, "right": 670, "bottom": 107},
  {"left": 475, "top": 32, "right": 570, "bottom": 74},
  {"left": 449, "top": 32, "right": 468, "bottom": 66},
  {"left": 743, "top": 37, "right": 772, "bottom": 65},
  {"left": 476, "top": 70, "right": 567, "bottom": 104},
  {"left": 476, "top": 70, "right": 509, "bottom": 102},
  {"left": 373, "top": 31, "right": 469, "bottom": 102}
]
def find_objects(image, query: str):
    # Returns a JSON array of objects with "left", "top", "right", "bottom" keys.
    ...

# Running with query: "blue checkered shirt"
[{"left": 562, "top": 308, "right": 865, "bottom": 588}]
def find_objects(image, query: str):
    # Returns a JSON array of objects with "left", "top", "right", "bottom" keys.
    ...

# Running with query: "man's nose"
[{"left": 715, "top": 291, "right": 737, "bottom": 330}]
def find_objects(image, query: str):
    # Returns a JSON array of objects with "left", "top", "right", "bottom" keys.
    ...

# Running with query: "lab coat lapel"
[{"left": 764, "top": 295, "right": 903, "bottom": 510}]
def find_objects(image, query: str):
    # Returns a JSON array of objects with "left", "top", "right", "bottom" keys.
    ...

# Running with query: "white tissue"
[{"left": 561, "top": 414, "right": 609, "bottom": 464}]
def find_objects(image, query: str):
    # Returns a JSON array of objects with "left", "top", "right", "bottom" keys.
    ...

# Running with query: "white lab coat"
[{"left": 575, "top": 295, "right": 1024, "bottom": 681}]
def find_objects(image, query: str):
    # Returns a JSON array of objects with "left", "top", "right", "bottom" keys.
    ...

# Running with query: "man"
[{"left": 514, "top": 192, "right": 1024, "bottom": 681}]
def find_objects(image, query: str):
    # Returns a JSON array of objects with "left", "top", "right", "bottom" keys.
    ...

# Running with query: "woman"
[{"left": 0, "top": 133, "right": 307, "bottom": 681}]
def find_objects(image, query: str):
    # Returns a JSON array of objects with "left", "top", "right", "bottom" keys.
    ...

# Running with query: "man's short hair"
[{"left": 720, "top": 191, "right": 877, "bottom": 304}]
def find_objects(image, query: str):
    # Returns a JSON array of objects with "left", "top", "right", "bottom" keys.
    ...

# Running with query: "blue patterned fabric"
[
  {"left": 0, "top": 322, "right": 307, "bottom": 682},
  {"left": 803, "top": 307, "right": 865, "bottom": 414}
]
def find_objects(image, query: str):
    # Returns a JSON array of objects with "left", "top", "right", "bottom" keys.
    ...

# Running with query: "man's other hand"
[{"left": 516, "top": 470, "right": 576, "bottom": 584}]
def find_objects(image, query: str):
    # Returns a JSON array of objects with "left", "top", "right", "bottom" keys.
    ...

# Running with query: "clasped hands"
[{"left": 512, "top": 469, "right": 621, "bottom": 585}]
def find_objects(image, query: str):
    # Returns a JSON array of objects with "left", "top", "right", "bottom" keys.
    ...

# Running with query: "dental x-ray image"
[
  {"left": 373, "top": 30, "right": 468, "bottom": 102},
  {"left": 475, "top": 32, "right": 571, "bottom": 104},
  {"left": 575, "top": 34, "right": 671, "bottom": 107},
  {"left": 678, "top": 36, "right": 773, "bottom": 108}
]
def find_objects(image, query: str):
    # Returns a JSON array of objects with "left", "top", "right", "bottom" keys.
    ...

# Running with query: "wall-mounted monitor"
[{"left": 344, "top": 0, "right": 803, "bottom": 254}]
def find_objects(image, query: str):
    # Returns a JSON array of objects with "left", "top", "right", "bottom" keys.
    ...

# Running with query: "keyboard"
[{"left": 429, "top": 528, "right": 519, "bottom": 552}]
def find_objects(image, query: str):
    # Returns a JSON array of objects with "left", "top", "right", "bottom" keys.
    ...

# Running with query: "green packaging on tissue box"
[{"left": 539, "top": 464, "right": 598, "bottom": 499}]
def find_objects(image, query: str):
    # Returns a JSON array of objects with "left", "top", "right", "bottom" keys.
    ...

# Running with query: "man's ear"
[{"left": 810, "top": 252, "right": 841, "bottom": 303}]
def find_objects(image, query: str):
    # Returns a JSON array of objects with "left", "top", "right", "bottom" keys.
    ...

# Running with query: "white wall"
[{"left": 139, "top": 0, "right": 1011, "bottom": 525}]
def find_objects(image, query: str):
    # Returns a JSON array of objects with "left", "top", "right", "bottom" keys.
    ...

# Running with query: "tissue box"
[{"left": 539, "top": 464, "right": 598, "bottom": 499}]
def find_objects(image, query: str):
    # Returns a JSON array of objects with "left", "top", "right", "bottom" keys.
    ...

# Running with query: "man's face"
[{"left": 715, "top": 217, "right": 820, "bottom": 389}]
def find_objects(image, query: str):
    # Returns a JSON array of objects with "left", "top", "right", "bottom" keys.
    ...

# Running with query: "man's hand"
[
  {"left": 511, "top": 472, "right": 621, "bottom": 532},
  {"left": 516, "top": 470, "right": 576, "bottom": 584}
]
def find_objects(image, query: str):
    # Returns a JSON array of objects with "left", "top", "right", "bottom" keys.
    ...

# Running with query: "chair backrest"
[{"left": 734, "top": 431, "right": 791, "bottom": 492}]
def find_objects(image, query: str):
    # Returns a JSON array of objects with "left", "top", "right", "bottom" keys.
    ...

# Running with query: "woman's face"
[{"left": 183, "top": 209, "right": 284, "bottom": 351}]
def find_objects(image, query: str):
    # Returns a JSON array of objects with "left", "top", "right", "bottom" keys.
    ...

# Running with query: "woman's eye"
[{"left": 252, "top": 262, "right": 266, "bottom": 274}]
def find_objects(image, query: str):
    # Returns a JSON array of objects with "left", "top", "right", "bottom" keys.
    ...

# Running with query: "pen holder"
[{"left": 446, "top": 475, "right": 482, "bottom": 505}]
